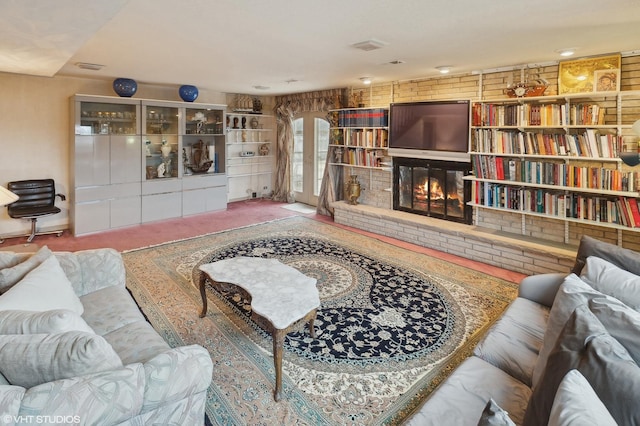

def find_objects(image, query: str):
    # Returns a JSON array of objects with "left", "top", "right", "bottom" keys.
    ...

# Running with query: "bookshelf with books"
[
  {"left": 467, "top": 91, "right": 640, "bottom": 241},
  {"left": 329, "top": 107, "right": 390, "bottom": 170}
]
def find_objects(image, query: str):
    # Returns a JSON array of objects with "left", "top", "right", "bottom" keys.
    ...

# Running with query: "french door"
[{"left": 291, "top": 112, "right": 329, "bottom": 206}]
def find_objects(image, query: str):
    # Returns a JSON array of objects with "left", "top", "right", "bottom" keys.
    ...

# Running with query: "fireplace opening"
[{"left": 393, "top": 157, "right": 472, "bottom": 224}]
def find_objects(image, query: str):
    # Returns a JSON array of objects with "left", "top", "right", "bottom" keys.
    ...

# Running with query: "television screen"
[{"left": 389, "top": 100, "right": 470, "bottom": 159}]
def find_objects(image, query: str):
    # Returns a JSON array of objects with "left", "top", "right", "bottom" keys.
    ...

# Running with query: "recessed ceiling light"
[
  {"left": 360, "top": 77, "right": 372, "bottom": 85},
  {"left": 388, "top": 60, "right": 405, "bottom": 65},
  {"left": 253, "top": 85, "right": 270, "bottom": 90},
  {"left": 75, "top": 62, "right": 104, "bottom": 71},
  {"left": 285, "top": 79, "right": 299, "bottom": 84},
  {"left": 556, "top": 48, "right": 576, "bottom": 57},
  {"left": 436, "top": 66, "right": 451, "bottom": 74}
]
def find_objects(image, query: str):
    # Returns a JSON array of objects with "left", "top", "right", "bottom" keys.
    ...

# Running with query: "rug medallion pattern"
[{"left": 123, "top": 217, "right": 517, "bottom": 425}]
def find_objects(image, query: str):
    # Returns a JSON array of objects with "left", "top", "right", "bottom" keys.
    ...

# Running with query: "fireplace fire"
[{"left": 393, "top": 157, "right": 471, "bottom": 224}]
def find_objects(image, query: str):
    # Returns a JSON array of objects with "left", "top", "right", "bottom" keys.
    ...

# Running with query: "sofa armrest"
[
  {"left": 56, "top": 248, "right": 126, "bottom": 296},
  {"left": 0, "top": 385, "right": 25, "bottom": 424},
  {"left": 518, "top": 273, "right": 566, "bottom": 308},
  {"left": 141, "top": 345, "right": 213, "bottom": 413}
]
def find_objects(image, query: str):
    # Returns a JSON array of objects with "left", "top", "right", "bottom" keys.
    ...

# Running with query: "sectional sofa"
[
  {"left": 405, "top": 235, "right": 640, "bottom": 425},
  {"left": 0, "top": 247, "right": 212, "bottom": 425}
]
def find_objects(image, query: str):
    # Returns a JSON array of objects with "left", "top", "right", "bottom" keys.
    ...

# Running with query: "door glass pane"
[
  {"left": 292, "top": 118, "right": 304, "bottom": 192},
  {"left": 314, "top": 118, "right": 330, "bottom": 195}
]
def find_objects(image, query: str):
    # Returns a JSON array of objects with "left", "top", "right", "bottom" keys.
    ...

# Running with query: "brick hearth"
[{"left": 332, "top": 201, "right": 576, "bottom": 276}]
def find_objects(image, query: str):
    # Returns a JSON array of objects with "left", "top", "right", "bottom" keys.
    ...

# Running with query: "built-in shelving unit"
[
  {"left": 466, "top": 91, "right": 640, "bottom": 244},
  {"left": 225, "top": 112, "right": 274, "bottom": 201}
]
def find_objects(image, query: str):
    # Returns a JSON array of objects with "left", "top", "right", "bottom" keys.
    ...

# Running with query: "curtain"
[{"left": 273, "top": 89, "right": 346, "bottom": 216}]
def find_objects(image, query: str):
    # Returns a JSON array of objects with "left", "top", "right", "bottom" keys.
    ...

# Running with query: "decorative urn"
[
  {"left": 345, "top": 175, "right": 362, "bottom": 205},
  {"left": 179, "top": 85, "right": 199, "bottom": 102},
  {"left": 112, "top": 78, "right": 137, "bottom": 97}
]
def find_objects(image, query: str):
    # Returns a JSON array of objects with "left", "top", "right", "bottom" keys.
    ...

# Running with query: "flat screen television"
[{"left": 388, "top": 100, "right": 471, "bottom": 162}]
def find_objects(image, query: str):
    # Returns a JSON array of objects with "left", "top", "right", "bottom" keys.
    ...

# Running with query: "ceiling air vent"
[{"left": 351, "top": 39, "right": 386, "bottom": 52}]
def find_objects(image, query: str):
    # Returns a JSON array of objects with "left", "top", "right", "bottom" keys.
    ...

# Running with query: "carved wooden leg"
[
  {"left": 199, "top": 273, "right": 208, "bottom": 318},
  {"left": 308, "top": 309, "right": 317, "bottom": 338},
  {"left": 273, "top": 329, "right": 285, "bottom": 401}
]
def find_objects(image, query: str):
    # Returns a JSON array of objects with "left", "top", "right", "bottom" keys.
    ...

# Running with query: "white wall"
[{"left": 0, "top": 72, "right": 226, "bottom": 237}]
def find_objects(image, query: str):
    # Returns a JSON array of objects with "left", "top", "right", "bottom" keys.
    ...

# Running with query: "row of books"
[
  {"left": 335, "top": 128, "right": 389, "bottom": 148},
  {"left": 472, "top": 102, "right": 607, "bottom": 127},
  {"left": 472, "top": 181, "right": 640, "bottom": 227},
  {"left": 335, "top": 108, "right": 389, "bottom": 127},
  {"left": 472, "top": 129, "right": 623, "bottom": 158},
  {"left": 473, "top": 157, "right": 637, "bottom": 192},
  {"left": 336, "top": 148, "right": 386, "bottom": 168}
]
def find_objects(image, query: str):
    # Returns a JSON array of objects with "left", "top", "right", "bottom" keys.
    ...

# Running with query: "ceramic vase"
[
  {"left": 113, "top": 78, "right": 137, "bottom": 97},
  {"left": 179, "top": 85, "right": 199, "bottom": 102}
]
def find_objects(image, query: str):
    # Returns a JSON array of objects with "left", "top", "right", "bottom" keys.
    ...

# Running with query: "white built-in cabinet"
[{"left": 70, "top": 94, "right": 227, "bottom": 236}]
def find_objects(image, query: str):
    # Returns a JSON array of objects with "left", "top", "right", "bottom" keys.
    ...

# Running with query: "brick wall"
[{"left": 343, "top": 53, "right": 640, "bottom": 252}]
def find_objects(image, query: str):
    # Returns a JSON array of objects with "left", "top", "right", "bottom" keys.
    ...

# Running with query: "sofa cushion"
[
  {"left": 0, "top": 246, "right": 52, "bottom": 294},
  {"left": 532, "top": 274, "right": 610, "bottom": 388},
  {"left": 80, "top": 285, "right": 147, "bottom": 336},
  {"left": 0, "top": 331, "right": 122, "bottom": 388},
  {"left": 548, "top": 369, "right": 616, "bottom": 426},
  {"left": 524, "top": 304, "right": 640, "bottom": 426},
  {"left": 589, "top": 296, "right": 640, "bottom": 365},
  {"left": 477, "top": 398, "right": 516, "bottom": 426},
  {"left": 581, "top": 255, "right": 640, "bottom": 310},
  {"left": 20, "top": 364, "right": 144, "bottom": 424},
  {"left": 404, "top": 356, "right": 531, "bottom": 426},
  {"left": 571, "top": 235, "right": 640, "bottom": 276},
  {"left": 473, "top": 297, "right": 549, "bottom": 386},
  {"left": 103, "top": 320, "right": 170, "bottom": 365},
  {"left": 0, "top": 309, "right": 94, "bottom": 334},
  {"left": 0, "top": 255, "right": 83, "bottom": 315}
]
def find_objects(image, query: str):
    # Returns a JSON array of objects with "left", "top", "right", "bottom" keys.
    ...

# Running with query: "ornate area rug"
[{"left": 122, "top": 217, "right": 517, "bottom": 425}]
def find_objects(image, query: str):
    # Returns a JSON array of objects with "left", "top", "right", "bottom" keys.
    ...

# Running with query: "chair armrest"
[
  {"left": 517, "top": 273, "right": 566, "bottom": 308},
  {"left": 141, "top": 345, "right": 213, "bottom": 413},
  {"left": 55, "top": 193, "right": 66, "bottom": 201}
]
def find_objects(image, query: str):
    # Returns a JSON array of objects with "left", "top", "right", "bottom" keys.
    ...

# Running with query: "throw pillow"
[
  {"left": 571, "top": 235, "right": 640, "bottom": 276},
  {"left": 581, "top": 255, "right": 640, "bottom": 310},
  {"left": 589, "top": 296, "right": 640, "bottom": 365},
  {"left": 477, "top": 398, "right": 516, "bottom": 426},
  {"left": 548, "top": 369, "right": 616, "bottom": 426},
  {"left": 0, "top": 331, "right": 122, "bottom": 389},
  {"left": 0, "top": 255, "right": 83, "bottom": 315},
  {"left": 531, "top": 274, "right": 605, "bottom": 388},
  {"left": 524, "top": 305, "right": 608, "bottom": 426},
  {"left": 0, "top": 246, "right": 52, "bottom": 293},
  {"left": 0, "top": 309, "right": 94, "bottom": 334}
]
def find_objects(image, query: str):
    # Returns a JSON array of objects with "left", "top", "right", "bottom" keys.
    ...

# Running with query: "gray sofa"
[
  {"left": 405, "top": 236, "right": 640, "bottom": 426},
  {"left": 0, "top": 247, "right": 212, "bottom": 425}
]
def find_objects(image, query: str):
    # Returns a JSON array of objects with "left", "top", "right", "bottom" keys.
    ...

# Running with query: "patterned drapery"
[{"left": 273, "top": 89, "right": 346, "bottom": 216}]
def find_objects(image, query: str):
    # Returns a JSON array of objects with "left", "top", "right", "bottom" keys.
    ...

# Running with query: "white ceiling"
[{"left": 1, "top": 0, "right": 640, "bottom": 96}]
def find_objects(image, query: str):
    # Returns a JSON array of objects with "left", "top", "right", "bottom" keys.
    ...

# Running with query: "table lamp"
[
  {"left": 0, "top": 186, "right": 19, "bottom": 243},
  {"left": 620, "top": 119, "right": 640, "bottom": 166}
]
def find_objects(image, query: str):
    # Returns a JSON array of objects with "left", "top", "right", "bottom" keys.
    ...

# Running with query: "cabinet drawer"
[
  {"left": 182, "top": 174, "right": 227, "bottom": 190},
  {"left": 142, "top": 179, "right": 182, "bottom": 195}
]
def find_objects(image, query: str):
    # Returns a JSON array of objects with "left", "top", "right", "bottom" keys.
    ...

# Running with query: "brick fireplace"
[{"left": 393, "top": 157, "right": 472, "bottom": 224}]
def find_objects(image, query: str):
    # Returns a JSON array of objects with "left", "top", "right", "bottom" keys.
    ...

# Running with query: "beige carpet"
[{"left": 123, "top": 217, "right": 517, "bottom": 425}]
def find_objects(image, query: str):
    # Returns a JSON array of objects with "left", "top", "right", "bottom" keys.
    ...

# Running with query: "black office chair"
[{"left": 7, "top": 179, "right": 66, "bottom": 242}]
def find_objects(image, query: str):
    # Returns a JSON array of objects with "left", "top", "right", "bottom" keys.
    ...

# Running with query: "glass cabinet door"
[
  {"left": 182, "top": 107, "right": 225, "bottom": 176},
  {"left": 78, "top": 101, "right": 138, "bottom": 135},
  {"left": 142, "top": 103, "right": 180, "bottom": 180}
]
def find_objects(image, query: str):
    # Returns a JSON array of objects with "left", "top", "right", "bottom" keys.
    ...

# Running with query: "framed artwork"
[
  {"left": 558, "top": 54, "right": 621, "bottom": 94},
  {"left": 594, "top": 69, "right": 620, "bottom": 92}
]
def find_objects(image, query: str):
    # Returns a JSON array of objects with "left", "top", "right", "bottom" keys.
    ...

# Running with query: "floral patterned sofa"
[{"left": 0, "top": 247, "right": 212, "bottom": 425}]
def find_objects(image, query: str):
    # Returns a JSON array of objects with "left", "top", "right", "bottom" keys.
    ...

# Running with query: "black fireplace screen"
[{"left": 394, "top": 158, "right": 471, "bottom": 224}]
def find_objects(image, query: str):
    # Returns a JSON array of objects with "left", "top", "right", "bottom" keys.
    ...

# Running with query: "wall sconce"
[
  {"left": 619, "top": 119, "right": 640, "bottom": 166},
  {"left": 360, "top": 77, "right": 372, "bottom": 85},
  {"left": 436, "top": 66, "right": 451, "bottom": 74}
]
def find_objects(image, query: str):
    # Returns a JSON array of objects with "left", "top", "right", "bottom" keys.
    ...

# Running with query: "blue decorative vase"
[
  {"left": 179, "top": 85, "right": 199, "bottom": 102},
  {"left": 112, "top": 78, "right": 137, "bottom": 97}
]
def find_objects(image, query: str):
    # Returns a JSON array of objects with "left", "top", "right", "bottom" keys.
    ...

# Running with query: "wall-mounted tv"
[{"left": 388, "top": 100, "right": 471, "bottom": 162}]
